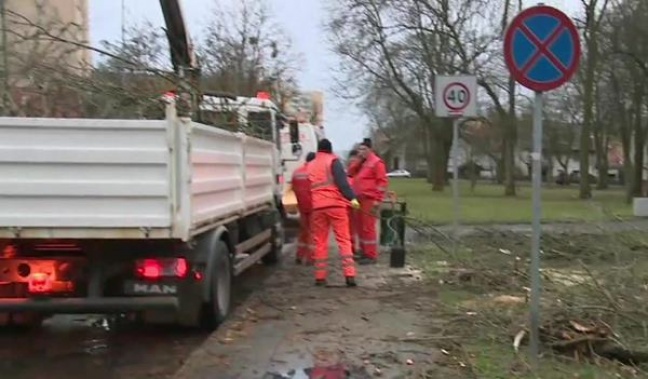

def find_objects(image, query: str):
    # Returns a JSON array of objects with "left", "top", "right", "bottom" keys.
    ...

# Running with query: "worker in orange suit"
[
  {"left": 351, "top": 139, "right": 388, "bottom": 265},
  {"left": 307, "top": 139, "right": 361, "bottom": 287},
  {"left": 292, "top": 152, "right": 316, "bottom": 265},
  {"left": 346, "top": 149, "right": 361, "bottom": 256}
]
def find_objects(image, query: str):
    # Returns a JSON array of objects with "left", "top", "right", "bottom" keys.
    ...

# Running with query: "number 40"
[{"left": 447, "top": 89, "right": 467, "bottom": 103}]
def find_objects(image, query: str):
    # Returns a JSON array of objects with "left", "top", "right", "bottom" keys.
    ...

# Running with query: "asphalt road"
[{"left": 0, "top": 228, "right": 298, "bottom": 379}]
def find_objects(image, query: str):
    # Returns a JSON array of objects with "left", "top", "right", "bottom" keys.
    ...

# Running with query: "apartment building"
[
  {"left": 2, "top": 0, "right": 91, "bottom": 80},
  {"left": 283, "top": 90, "right": 324, "bottom": 127}
]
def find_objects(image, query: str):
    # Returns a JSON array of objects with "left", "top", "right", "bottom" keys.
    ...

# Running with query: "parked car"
[
  {"left": 387, "top": 169, "right": 412, "bottom": 178},
  {"left": 556, "top": 170, "right": 598, "bottom": 185}
]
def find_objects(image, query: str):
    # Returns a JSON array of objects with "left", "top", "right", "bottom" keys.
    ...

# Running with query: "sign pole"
[
  {"left": 452, "top": 117, "right": 461, "bottom": 252},
  {"left": 434, "top": 75, "right": 477, "bottom": 253},
  {"left": 529, "top": 90, "right": 543, "bottom": 367},
  {"left": 503, "top": 4, "right": 581, "bottom": 370}
]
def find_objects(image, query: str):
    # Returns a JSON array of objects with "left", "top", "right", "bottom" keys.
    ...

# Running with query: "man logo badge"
[{"left": 132, "top": 283, "right": 178, "bottom": 295}]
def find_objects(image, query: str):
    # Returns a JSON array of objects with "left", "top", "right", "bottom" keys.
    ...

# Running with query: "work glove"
[{"left": 350, "top": 199, "right": 361, "bottom": 209}]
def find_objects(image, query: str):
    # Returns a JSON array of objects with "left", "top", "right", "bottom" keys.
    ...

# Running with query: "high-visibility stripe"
[
  {"left": 360, "top": 239, "right": 377, "bottom": 245},
  {"left": 293, "top": 173, "right": 309, "bottom": 179}
]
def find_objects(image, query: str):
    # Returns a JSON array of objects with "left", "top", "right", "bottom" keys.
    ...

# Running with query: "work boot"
[
  {"left": 353, "top": 251, "right": 365, "bottom": 260},
  {"left": 315, "top": 279, "right": 327, "bottom": 287},
  {"left": 357, "top": 256, "right": 377, "bottom": 265},
  {"left": 345, "top": 276, "right": 357, "bottom": 287},
  {"left": 295, "top": 257, "right": 303, "bottom": 265}
]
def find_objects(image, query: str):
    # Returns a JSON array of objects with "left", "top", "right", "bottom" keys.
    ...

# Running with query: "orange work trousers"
[
  {"left": 311, "top": 206, "right": 357, "bottom": 280},
  {"left": 296, "top": 211, "right": 313, "bottom": 262},
  {"left": 358, "top": 199, "right": 379, "bottom": 259}
]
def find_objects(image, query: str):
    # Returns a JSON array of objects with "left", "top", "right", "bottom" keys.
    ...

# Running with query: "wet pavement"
[
  {"left": 0, "top": 228, "right": 299, "bottom": 379},
  {"left": 172, "top": 249, "right": 446, "bottom": 379},
  {"left": 0, "top": 315, "right": 207, "bottom": 379}
]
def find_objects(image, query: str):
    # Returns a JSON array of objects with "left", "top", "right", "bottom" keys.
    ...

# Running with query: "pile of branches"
[
  {"left": 514, "top": 316, "right": 648, "bottom": 366},
  {"left": 413, "top": 222, "right": 648, "bottom": 370}
]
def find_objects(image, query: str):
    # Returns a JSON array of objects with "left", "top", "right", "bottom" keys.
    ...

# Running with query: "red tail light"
[
  {"left": 28, "top": 272, "right": 53, "bottom": 293},
  {"left": 135, "top": 258, "right": 188, "bottom": 279}
]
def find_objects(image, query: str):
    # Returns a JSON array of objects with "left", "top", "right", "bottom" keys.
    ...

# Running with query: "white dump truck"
[
  {"left": 279, "top": 119, "right": 325, "bottom": 218},
  {"left": 0, "top": 99, "right": 289, "bottom": 330}
]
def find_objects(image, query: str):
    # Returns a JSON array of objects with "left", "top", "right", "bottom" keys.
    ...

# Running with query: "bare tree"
[
  {"left": 199, "top": 0, "right": 300, "bottom": 105},
  {"left": 576, "top": 0, "right": 611, "bottom": 198},
  {"left": 327, "top": 0, "right": 500, "bottom": 191},
  {"left": 594, "top": 0, "right": 648, "bottom": 201}
]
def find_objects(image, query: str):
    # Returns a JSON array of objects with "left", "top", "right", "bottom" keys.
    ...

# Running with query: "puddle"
[{"left": 263, "top": 363, "right": 371, "bottom": 379}]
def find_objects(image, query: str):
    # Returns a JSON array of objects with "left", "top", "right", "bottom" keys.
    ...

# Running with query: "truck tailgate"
[{"left": 0, "top": 118, "right": 172, "bottom": 232}]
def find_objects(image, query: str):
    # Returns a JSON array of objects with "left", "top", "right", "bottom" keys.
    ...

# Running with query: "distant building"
[
  {"left": 2, "top": 0, "right": 91, "bottom": 82},
  {"left": 283, "top": 90, "right": 324, "bottom": 127}
]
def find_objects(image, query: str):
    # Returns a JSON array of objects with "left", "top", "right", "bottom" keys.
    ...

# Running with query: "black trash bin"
[{"left": 379, "top": 199, "right": 407, "bottom": 268}]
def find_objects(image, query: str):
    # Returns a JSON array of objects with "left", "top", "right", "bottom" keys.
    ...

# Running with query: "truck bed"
[{"left": 0, "top": 117, "right": 276, "bottom": 240}]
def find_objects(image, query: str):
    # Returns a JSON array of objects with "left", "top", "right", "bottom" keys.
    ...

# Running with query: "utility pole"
[
  {"left": 0, "top": 0, "right": 9, "bottom": 115},
  {"left": 121, "top": 0, "right": 126, "bottom": 45}
]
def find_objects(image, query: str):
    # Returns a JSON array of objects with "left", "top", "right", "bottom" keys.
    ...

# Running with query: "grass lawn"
[
  {"left": 388, "top": 178, "right": 633, "bottom": 224},
  {"left": 410, "top": 231, "right": 648, "bottom": 378}
]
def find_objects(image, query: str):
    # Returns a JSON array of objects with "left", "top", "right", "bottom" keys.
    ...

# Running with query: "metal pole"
[
  {"left": 0, "top": 0, "right": 9, "bottom": 115},
  {"left": 121, "top": 0, "right": 126, "bottom": 45},
  {"left": 529, "top": 90, "right": 543, "bottom": 368},
  {"left": 452, "top": 117, "right": 461, "bottom": 252}
]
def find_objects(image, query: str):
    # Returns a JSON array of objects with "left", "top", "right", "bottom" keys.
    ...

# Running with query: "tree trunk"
[
  {"left": 594, "top": 131, "right": 609, "bottom": 190},
  {"left": 631, "top": 100, "right": 645, "bottom": 197},
  {"left": 504, "top": 77, "right": 517, "bottom": 197},
  {"left": 622, "top": 131, "right": 633, "bottom": 203},
  {"left": 431, "top": 136, "right": 450, "bottom": 192},
  {"left": 579, "top": 31, "right": 598, "bottom": 199},
  {"left": 503, "top": 135, "right": 516, "bottom": 196},
  {"left": 423, "top": 127, "right": 434, "bottom": 183},
  {"left": 496, "top": 158, "right": 504, "bottom": 184},
  {"left": 469, "top": 148, "right": 477, "bottom": 192},
  {"left": 546, "top": 152, "right": 554, "bottom": 186},
  {"left": 632, "top": 132, "right": 644, "bottom": 197}
]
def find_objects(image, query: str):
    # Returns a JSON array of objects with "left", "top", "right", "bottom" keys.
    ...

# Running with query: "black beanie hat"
[
  {"left": 361, "top": 138, "right": 372, "bottom": 149},
  {"left": 305, "top": 152, "right": 316, "bottom": 162},
  {"left": 317, "top": 139, "right": 332, "bottom": 153}
]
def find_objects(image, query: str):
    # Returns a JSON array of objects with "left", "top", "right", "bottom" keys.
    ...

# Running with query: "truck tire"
[
  {"left": 201, "top": 240, "right": 232, "bottom": 330},
  {"left": 5, "top": 312, "right": 44, "bottom": 329},
  {"left": 262, "top": 222, "right": 284, "bottom": 265}
]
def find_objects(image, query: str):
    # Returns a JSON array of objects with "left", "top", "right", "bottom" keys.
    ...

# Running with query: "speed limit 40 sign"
[{"left": 434, "top": 75, "right": 478, "bottom": 118}]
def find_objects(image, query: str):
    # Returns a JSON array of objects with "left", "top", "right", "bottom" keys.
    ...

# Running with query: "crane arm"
[{"left": 159, "top": 0, "right": 196, "bottom": 73}]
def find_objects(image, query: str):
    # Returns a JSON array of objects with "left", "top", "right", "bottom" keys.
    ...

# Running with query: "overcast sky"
[{"left": 89, "top": 0, "right": 582, "bottom": 152}]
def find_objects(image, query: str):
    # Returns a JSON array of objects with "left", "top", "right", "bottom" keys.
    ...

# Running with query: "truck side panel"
[
  {"left": 0, "top": 118, "right": 172, "bottom": 229},
  {"left": 187, "top": 122, "right": 276, "bottom": 234},
  {"left": 189, "top": 123, "right": 244, "bottom": 225},
  {"left": 242, "top": 136, "right": 275, "bottom": 207}
]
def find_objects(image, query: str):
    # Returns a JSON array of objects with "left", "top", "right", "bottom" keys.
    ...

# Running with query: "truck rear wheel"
[
  {"left": 3, "top": 312, "right": 44, "bottom": 329},
  {"left": 201, "top": 240, "right": 232, "bottom": 330}
]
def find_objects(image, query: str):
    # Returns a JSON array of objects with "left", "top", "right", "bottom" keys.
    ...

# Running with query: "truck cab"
[{"left": 279, "top": 118, "right": 325, "bottom": 218}]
